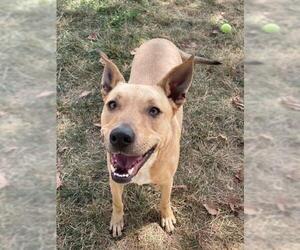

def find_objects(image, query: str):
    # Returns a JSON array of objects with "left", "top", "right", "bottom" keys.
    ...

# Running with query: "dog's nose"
[{"left": 110, "top": 124, "right": 135, "bottom": 149}]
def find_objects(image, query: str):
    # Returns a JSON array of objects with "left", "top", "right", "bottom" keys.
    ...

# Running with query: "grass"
[{"left": 57, "top": 0, "right": 244, "bottom": 249}]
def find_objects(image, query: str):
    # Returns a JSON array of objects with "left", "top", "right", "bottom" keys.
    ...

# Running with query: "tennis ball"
[
  {"left": 262, "top": 23, "right": 280, "bottom": 33},
  {"left": 220, "top": 23, "right": 232, "bottom": 33}
]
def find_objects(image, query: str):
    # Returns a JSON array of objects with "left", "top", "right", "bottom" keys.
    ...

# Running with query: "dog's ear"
[
  {"left": 159, "top": 56, "right": 194, "bottom": 108},
  {"left": 100, "top": 52, "right": 125, "bottom": 98}
]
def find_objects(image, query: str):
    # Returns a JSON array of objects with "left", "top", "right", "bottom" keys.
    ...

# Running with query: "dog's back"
[{"left": 129, "top": 38, "right": 183, "bottom": 86}]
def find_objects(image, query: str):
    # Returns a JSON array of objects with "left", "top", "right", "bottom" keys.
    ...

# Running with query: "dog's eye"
[
  {"left": 148, "top": 107, "right": 161, "bottom": 117},
  {"left": 107, "top": 100, "right": 117, "bottom": 110}
]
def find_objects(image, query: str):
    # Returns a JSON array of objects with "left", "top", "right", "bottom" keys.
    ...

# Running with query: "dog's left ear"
[
  {"left": 159, "top": 56, "right": 194, "bottom": 108},
  {"left": 100, "top": 52, "right": 125, "bottom": 98}
]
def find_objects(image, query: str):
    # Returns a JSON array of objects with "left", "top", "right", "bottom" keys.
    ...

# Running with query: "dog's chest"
[
  {"left": 131, "top": 152, "right": 157, "bottom": 185},
  {"left": 131, "top": 167, "right": 151, "bottom": 185}
]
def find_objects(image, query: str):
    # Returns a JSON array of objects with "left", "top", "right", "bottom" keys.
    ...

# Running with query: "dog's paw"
[
  {"left": 110, "top": 216, "right": 124, "bottom": 237},
  {"left": 161, "top": 213, "right": 176, "bottom": 233}
]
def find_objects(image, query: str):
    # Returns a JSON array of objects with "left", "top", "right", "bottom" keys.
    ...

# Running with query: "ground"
[{"left": 57, "top": 0, "right": 244, "bottom": 249}]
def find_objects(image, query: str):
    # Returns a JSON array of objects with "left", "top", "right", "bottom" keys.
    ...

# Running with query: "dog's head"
[{"left": 100, "top": 52, "right": 194, "bottom": 184}]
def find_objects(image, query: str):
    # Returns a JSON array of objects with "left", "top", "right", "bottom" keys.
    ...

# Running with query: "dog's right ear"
[
  {"left": 159, "top": 56, "right": 194, "bottom": 109},
  {"left": 100, "top": 52, "right": 125, "bottom": 98}
]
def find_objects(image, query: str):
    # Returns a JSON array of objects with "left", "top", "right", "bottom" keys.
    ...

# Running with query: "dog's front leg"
[
  {"left": 160, "top": 179, "right": 176, "bottom": 233},
  {"left": 109, "top": 179, "right": 124, "bottom": 237}
]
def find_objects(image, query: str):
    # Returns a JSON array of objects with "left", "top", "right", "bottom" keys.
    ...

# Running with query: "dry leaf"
[
  {"left": 58, "top": 147, "right": 68, "bottom": 153},
  {"left": 0, "top": 173, "right": 9, "bottom": 189},
  {"left": 94, "top": 123, "right": 101, "bottom": 128},
  {"left": 130, "top": 48, "right": 137, "bottom": 55},
  {"left": 87, "top": 32, "right": 97, "bottom": 41},
  {"left": 57, "top": 158, "right": 62, "bottom": 189},
  {"left": 244, "top": 205, "right": 261, "bottom": 215},
  {"left": 234, "top": 168, "right": 243, "bottom": 183},
  {"left": 231, "top": 95, "right": 244, "bottom": 110},
  {"left": 259, "top": 134, "right": 273, "bottom": 141},
  {"left": 173, "top": 185, "right": 188, "bottom": 191},
  {"left": 36, "top": 90, "right": 55, "bottom": 98},
  {"left": 280, "top": 96, "right": 300, "bottom": 111},
  {"left": 79, "top": 90, "right": 91, "bottom": 98},
  {"left": 275, "top": 197, "right": 288, "bottom": 212},
  {"left": 226, "top": 196, "right": 241, "bottom": 212},
  {"left": 286, "top": 170, "right": 300, "bottom": 181},
  {"left": 229, "top": 203, "right": 235, "bottom": 212},
  {"left": 277, "top": 202, "right": 285, "bottom": 212},
  {"left": 203, "top": 203, "right": 219, "bottom": 216},
  {"left": 4, "top": 147, "right": 17, "bottom": 153},
  {"left": 56, "top": 172, "right": 62, "bottom": 189},
  {"left": 207, "top": 134, "right": 227, "bottom": 142},
  {"left": 211, "top": 29, "right": 219, "bottom": 35}
]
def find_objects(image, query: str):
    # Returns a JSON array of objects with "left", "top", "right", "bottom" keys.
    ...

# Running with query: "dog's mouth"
[{"left": 110, "top": 145, "right": 157, "bottom": 184}]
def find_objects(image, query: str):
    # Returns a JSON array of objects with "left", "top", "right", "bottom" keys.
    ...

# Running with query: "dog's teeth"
[{"left": 113, "top": 172, "right": 129, "bottom": 178}]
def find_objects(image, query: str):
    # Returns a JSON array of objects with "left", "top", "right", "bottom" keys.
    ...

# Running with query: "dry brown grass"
[{"left": 57, "top": 0, "right": 244, "bottom": 249}]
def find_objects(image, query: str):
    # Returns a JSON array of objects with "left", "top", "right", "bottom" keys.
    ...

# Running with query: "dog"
[{"left": 100, "top": 38, "right": 220, "bottom": 237}]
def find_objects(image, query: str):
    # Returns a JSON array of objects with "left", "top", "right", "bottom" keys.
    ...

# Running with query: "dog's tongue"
[{"left": 112, "top": 153, "right": 142, "bottom": 169}]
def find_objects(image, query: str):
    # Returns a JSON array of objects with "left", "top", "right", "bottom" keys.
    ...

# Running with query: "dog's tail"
[{"left": 179, "top": 49, "right": 221, "bottom": 65}]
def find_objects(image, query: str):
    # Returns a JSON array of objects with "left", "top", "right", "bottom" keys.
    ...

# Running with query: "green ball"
[
  {"left": 262, "top": 23, "right": 280, "bottom": 33},
  {"left": 220, "top": 23, "right": 232, "bottom": 33}
]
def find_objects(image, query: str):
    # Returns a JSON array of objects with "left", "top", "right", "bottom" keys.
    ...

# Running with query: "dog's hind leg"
[
  {"left": 160, "top": 179, "right": 176, "bottom": 233},
  {"left": 109, "top": 179, "right": 124, "bottom": 237}
]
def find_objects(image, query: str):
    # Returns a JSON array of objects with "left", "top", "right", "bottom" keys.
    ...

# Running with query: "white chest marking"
[{"left": 131, "top": 151, "right": 157, "bottom": 185}]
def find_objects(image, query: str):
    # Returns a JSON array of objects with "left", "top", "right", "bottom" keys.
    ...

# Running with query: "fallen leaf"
[
  {"left": 276, "top": 197, "right": 288, "bottom": 212},
  {"left": 226, "top": 196, "right": 242, "bottom": 212},
  {"left": 36, "top": 90, "right": 55, "bottom": 98},
  {"left": 234, "top": 168, "right": 243, "bottom": 183},
  {"left": 231, "top": 95, "right": 244, "bottom": 110},
  {"left": 94, "top": 123, "right": 101, "bottom": 128},
  {"left": 56, "top": 172, "right": 62, "bottom": 189},
  {"left": 203, "top": 203, "right": 219, "bottom": 216},
  {"left": 229, "top": 203, "right": 235, "bottom": 212},
  {"left": 4, "top": 147, "right": 17, "bottom": 153},
  {"left": 87, "top": 32, "right": 98, "bottom": 41},
  {"left": 207, "top": 134, "right": 227, "bottom": 142},
  {"left": 211, "top": 29, "right": 219, "bottom": 35},
  {"left": 79, "top": 90, "right": 91, "bottom": 98},
  {"left": 259, "top": 134, "right": 273, "bottom": 141},
  {"left": 280, "top": 96, "right": 300, "bottom": 111},
  {"left": 286, "top": 170, "right": 300, "bottom": 181},
  {"left": 173, "top": 185, "right": 188, "bottom": 191},
  {"left": 244, "top": 205, "right": 261, "bottom": 215},
  {"left": 277, "top": 202, "right": 285, "bottom": 212},
  {"left": 58, "top": 147, "right": 68, "bottom": 153},
  {"left": 130, "top": 48, "right": 137, "bottom": 55},
  {"left": 0, "top": 173, "right": 9, "bottom": 189},
  {"left": 57, "top": 158, "right": 62, "bottom": 189}
]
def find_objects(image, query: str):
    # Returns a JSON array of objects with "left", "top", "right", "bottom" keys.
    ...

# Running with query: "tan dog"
[{"left": 100, "top": 38, "right": 220, "bottom": 237}]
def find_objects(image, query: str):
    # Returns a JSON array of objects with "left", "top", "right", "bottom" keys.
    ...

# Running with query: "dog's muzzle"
[{"left": 109, "top": 145, "right": 156, "bottom": 184}]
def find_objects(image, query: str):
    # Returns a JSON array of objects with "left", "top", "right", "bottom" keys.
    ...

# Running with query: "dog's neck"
[{"left": 128, "top": 39, "right": 182, "bottom": 86}]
